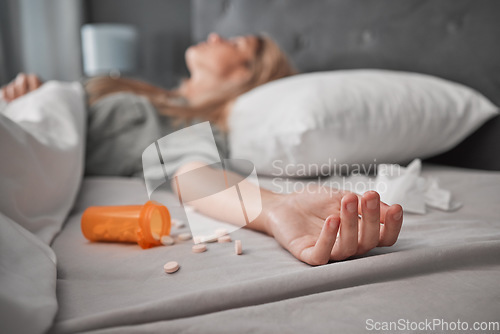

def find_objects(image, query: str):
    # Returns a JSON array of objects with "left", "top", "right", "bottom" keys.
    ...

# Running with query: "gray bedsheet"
[{"left": 49, "top": 164, "right": 500, "bottom": 333}]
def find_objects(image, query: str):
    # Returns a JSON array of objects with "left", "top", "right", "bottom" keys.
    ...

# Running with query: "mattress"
[{"left": 50, "top": 163, "right": 500, "bottom": 333}]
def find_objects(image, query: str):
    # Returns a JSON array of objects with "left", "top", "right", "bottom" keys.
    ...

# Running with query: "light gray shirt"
[{"left": 85, "top": 92, "right": 228, "bottom": 177}]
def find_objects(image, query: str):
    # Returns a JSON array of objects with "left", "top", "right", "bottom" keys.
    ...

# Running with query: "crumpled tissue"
[{"left": 375, "top": 159, "right": 462, "bottom": 214}]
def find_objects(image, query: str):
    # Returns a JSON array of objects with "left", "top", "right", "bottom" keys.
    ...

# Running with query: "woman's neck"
[{"left": 178, "top": 74, "right": 220, "bottom": 104}]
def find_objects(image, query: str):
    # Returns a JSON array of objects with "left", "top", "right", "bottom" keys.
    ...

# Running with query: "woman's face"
[{"left": 185, "top": 33, "right": 259, "bottom": 83}]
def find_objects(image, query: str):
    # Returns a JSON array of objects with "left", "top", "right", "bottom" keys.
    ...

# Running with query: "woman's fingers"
[
  {"left": 378, "top": 201, "right": 391, "bottom": 223},
  {"left": 379, "top": 204, "right": 403, "bottom": 246},
  {"left": 357, "top": 191, "right": 381, "bottom": 255},
  {"left": 331, "top": 193, "right": 359, "bottom": 260},
  {"left": 290, "top": 189, "right": 403, "bottom": 265},
  {"left": 27, "top": 74, "right": 42, "bottom": 91},
  {"left": 300, "top": 215, "right": 340, "bottom": 265},
  {"left": 0, "top": 73, "right": 40, "bottom": 102},
  {"left": 5, "top": 84, "right": 16, "bottom": 102},
  {"left": 14, "top": 73, "right": 29, "bottom": 99}
]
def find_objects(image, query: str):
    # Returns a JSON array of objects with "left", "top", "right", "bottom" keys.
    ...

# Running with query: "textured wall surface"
[
  {"left": 87, "top": 0, "right": 191, "bottom": 88},
  {"left": 1, "top": 0, "right": 84, "bottom": 84},
  {"left": 192, "top": 0, "right": 500, "bottom": 107}
]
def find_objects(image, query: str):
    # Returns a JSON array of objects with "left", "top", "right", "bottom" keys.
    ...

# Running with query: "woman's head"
[
  {"left": 177, "top": 33, "right": 297, "bottom": 128},
  {"left": 185, "top": 33, "right": 259, "bottom": 84},
  {"left": 184, "top": 33, "right": 297, "bottom": 99}
]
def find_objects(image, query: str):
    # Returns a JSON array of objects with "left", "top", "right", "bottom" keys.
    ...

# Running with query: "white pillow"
[
  {"left": 0, "top": 81, "right": 86, "bottom": 244},
  {"left": 229, "top": 70, "right": 498, "bottom": 176}
]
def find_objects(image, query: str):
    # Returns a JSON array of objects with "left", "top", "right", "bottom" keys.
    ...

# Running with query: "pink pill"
[
  {"left": 160, "top": 235, "right": 175, "bottom": 246},
  {"left": 218, "top": 235, "right": 232, "bottom": 243},
  {"left": 192, "top": 244, "right": 207, "bottom": 253},
  {"left": 201, "top": 234, "right": 218, "bottom": 243},
  {"left": 215, "top": 228, "right": 228, "bottom": 237},
  {"left": 177, "top": 233, "right": 192, "bottom": 241},
  {"left": 163, "top": 261, "right": 179, "bottom": 274},
  {"left": 235, "top": 240, "right": 242, "bottom": 255}
]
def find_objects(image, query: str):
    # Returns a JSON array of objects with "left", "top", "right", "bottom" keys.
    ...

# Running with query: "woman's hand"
[
  {"left": 1, "top": 73, "right": 42, "bottom": 102},
  {"left": 260, "top": 186, "right": 403, "bottom": 265},
  {"left": 174, "top": 161, "right": 403, "bottom": 266}
]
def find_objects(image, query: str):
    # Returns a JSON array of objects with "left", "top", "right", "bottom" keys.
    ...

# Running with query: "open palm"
[{"left": 265, "top": 185, "right": 403, "bottom": 265}]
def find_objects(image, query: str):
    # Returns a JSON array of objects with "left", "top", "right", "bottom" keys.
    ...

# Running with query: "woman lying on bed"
[{"left": 1, "top": 33, "right": 403, "bottom": 266}]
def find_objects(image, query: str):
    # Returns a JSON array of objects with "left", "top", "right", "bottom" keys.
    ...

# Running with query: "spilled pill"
[
  {"left": 163, "top": 261, "right": 179, "bottom": 274},
  {"left": 235, "top": 240, "right": 242, "bottom": 255},
  {"left": 215, "top": 228, "right": 228, "bottom": 237},
  {"left": 178, "top": 233, "right": 192, "bottom": 241},
  {"left": 192, "top": 244, "right": 207, "bottom": 253},
  {"left": 172, "top": 218, "right": 185, "bottom": 228},
  {"left": 218, "top": 235, "right": 232, "bottom": 243},
  {"left": 200, "top": 234, "right": 218, "bottom": 243},
  {"left": 160, "top": 235, "right": 175, "bottom": 246},
  {"left": 184, "top": 205, "right": 195, "bottom": 213}
]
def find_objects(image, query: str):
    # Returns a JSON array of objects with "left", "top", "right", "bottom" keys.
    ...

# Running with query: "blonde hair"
[{"left": 85, "top": 35, "right": 297, "bottom": 130}]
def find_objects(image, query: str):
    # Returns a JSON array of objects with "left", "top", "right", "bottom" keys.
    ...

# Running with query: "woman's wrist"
[{"left": 247, "top": 189, "right": 288, "bottom": 237}]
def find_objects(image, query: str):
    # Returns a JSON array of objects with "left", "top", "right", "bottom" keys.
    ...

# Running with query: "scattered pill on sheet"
[
  {"left": 171, "top": 218, "right": 185, "bottom": 228},
  {"left": 164, "top": 261, "right": 179, "bottom": 274},
  {"left": 218, "top": 235, "right": 231, "bottom": 243},
  {"left": 184, "top": 205, "right": 195, "bottom": 212},
  {"left": 177, "top": 233, "right": 192, "bottom": 241},
  {"left": 160, "top": 235, "right": 175, "bottom": 246},
  {"left": 163, "top": 233, "right": 246, "bottom": 275},
  {"left": 200, "top": 234, "right": 218, "bottom": 243},
  {"left": 235, "top": 240, "right": 242, "bottom": 255},
  {"left": 215, "top": 228, "right": 228, "bottom": 237},
  {"left": 192, "top": 244, "right": 207, "bottom": 253}
]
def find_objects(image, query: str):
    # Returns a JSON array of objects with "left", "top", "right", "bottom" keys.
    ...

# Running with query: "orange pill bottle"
[{"left": 81, "top": 200, "right": 171, "bottom": 249}]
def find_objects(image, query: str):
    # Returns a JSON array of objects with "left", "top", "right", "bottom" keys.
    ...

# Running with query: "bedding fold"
[{"left": 51, "top": 240, "right": 500, "bottom": 333}]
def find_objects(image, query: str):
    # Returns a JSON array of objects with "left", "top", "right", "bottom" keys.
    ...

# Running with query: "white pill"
[
  {"left": 152, "top": 232, "right": 160, "bottom": 241},
  {"left": 192, "top": 244, "right": 207, "bottom": 253},
  {"left": 184, "top": 205, "right": 195, "bottom": 212},
  {"left": 160, "top": 235, "right": 175, "bottom": 246},
  {"left": 200, "top": 234, "right": 218, "bottom": 243},
  {"left": 163, "top": 261, "right": 179, "bottom": 274},
  {"left": 177, "top": 233, "right": 192, "bottom": 241},
  {"left": 171, "top": 218, "right": 185, "bottom": 228},
  {"left": 235, "top": 240, "right": 242, "bottom": 255},
  {"left": 215, "top": 228, "right": 228, "bottom": 237},
  {"left": 218, "top": 235, "right": 232, "bottom": 243}
]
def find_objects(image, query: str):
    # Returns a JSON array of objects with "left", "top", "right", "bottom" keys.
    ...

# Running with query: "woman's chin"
[{"left": 185, "top": 46, "right": 200, "bottom": 68}]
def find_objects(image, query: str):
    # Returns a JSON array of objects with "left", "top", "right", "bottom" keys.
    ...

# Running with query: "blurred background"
[{"left": 0, "top": 0, "right": 191, "bottom": 88}]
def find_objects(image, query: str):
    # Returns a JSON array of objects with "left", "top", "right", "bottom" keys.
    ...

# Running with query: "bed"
[
  {"left": 2, "top": 1, "right": 500, "bottom": 333},
  {"left": 51, "top": 164, "right": 500, "bottom": 333}
]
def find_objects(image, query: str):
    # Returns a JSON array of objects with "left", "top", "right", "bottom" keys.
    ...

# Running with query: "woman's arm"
[
  {"left": 1, "top": 73, "right": 43, "bottom": 102},
  {"left": 174, "top": 161, "right": 403, "bottom": 266}
]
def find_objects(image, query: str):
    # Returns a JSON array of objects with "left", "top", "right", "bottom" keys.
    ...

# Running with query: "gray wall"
[
  {"left": 19, "top": 0, "right": 84, "bottom": 82},
  {"left": 86, "top": 0, "right": 192, "bottom": 88},
  {"left": 0, "top": 0, "right": 84, "bottom": 85},
  {"left": 0, "top": 0, "right": 22, "bottom": 85}
]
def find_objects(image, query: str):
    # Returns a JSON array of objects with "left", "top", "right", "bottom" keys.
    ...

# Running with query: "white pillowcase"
[
  {"left": 229, "top": 70, "right": 498, "bottom": 176},
  {"left": 0, "top": 81, "right": 86, "bottom": 244}
]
